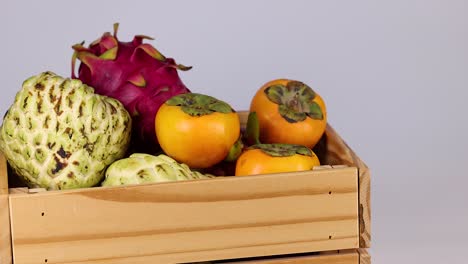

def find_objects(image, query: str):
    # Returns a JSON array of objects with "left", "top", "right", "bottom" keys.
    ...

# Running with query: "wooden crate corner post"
[
  {"left": 0, "top": 152, "right": 13, "bottom": 264},
  {"left": 359, "top": 248, "right": 371, "bottom": 264}
]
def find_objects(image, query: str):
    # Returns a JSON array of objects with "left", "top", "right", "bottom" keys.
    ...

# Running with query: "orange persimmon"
[
  {"left": 250, "top": 79, "right": 327, "bottom": 149},
  {"left": 155, "top": 93, "right": 240, "bottom": 169},
  {"left": 235, "top": 144, "right": 320, "bottom": 176}
]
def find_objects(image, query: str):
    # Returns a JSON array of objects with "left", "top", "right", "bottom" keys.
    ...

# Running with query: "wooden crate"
[{"left": 0, "top": 112, "right": 370, "bottom": 264}]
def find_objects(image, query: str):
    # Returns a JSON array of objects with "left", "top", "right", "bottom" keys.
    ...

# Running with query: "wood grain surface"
[{"left": 9, "top": 167, "right": 358, "bottom": 264}]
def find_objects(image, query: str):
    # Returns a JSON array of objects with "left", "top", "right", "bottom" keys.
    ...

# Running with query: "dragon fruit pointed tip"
[
  {"left": 71, "top": 42, "right": 85, "bottom": 50},
  {"left": 135, "top": 34, "right": 155, "bottom": 41},
  {"left": 177, "top": 64, "right": 193, "bottom": 71}
]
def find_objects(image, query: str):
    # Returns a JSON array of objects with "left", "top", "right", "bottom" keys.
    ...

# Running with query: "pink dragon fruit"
[{"left": 72, "top": 23, "right": 191, "bottom": 153}]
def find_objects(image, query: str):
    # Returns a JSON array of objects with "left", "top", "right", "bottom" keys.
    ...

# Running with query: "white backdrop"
[{"left": 1, "top": 1, "right": 468, "bottom": 263}]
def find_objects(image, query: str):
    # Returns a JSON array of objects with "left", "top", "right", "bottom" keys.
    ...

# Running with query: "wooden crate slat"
[
  {"left": 34, "top": 249, "right": 361, "bottom": 264},
  {"left": 16, "top": 238, "right": 360, "bottom": 264},
  {"left": 221, "top": 249, "right": 360, "bottom": 264},
  {"left": 10, "top": 168, "right": 359, "bottom": 264}
]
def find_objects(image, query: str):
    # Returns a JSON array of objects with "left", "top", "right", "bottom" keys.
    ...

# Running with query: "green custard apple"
[
  {"left": 102, "top": 153, "right": 213, "bottom": 187},
  {"left": 0, "top": 71, "right": 132, "bottom": 190}
]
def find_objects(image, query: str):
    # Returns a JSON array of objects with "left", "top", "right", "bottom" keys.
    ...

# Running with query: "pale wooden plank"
[
  {"left": 10, "top": 167, "right": 359, "bottom": 264},
  {"left": 0, "top": 152, "right": 13, "bottom": 264},
  {"left": 17, "top": 237, "right": 360, "bottom": 264}
]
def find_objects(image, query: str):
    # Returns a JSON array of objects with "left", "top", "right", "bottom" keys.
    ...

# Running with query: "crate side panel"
[
  {"left": 357, "top": 167, "right": 371, "bottom": 248},
  {"left": 320, "top": 125, "right": 371, "bottom": 248},
  {"left": 10, "top": 168, "right": 358, "bottom": 264}
]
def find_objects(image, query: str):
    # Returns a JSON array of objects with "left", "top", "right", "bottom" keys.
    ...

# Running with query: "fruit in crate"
[
  {"left": 102, "top": 153, "right": 213, "bottom": 187},
  {"left": 0, "top": 72, "right": 132, "bottom": 190},
  {"left": 72, "top": 23, "right": 191, "bottom": 153},
  {"left": 155, "top": 93, "right": 241, "bottom": 169},
  {"left": 235, "top": 144, "right": 320, "bottom": 176},
  {"left": 250, "top": 79, "right": 327, "bottom": 149}
]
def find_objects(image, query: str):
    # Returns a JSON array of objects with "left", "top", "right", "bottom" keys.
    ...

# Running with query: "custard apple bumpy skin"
[
  {"left": 102, "top": 153, "right": 213, "bottom": 187},
  {"left": 0, "top": 72, "right": 132, "bottom": 190}
]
